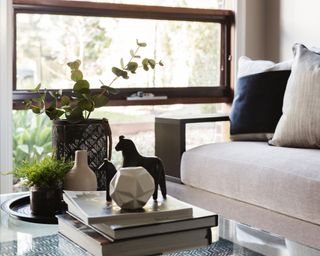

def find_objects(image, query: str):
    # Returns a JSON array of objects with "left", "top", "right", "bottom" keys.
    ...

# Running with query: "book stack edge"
[{"left": 59, "top": 190, "right": 217, "bottom": 256}]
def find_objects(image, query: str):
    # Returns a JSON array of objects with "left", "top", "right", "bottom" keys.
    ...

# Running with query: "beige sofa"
[
  {"left": 167, "top": 140, "right": 320, "bottom": 251},
  {"left": 167, "top": 45, "right": 320, "bottom": 253}
]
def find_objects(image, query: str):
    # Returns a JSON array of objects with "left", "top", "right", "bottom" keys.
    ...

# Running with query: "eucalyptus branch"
[
  {"left": 108, "top": 76, "right": 119, "bottom": 87},
  {"left": 124, "top": 46, "right": 140, "bottom": 70},
  {"left": 25, "top": 40, "right": 163, "bottom": 121}
]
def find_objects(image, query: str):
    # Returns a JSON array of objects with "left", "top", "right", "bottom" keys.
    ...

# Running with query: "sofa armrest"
[{"left": 155, "top": 113, "right": 230, "bottom": 183}]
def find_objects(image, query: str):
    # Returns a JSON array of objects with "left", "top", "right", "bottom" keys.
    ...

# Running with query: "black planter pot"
[
  {"left": 30, "top": 186, "right": 63, "bottom": 216},
  {"left": 52, "top": 118, "right": 112, "bottom": 190}
]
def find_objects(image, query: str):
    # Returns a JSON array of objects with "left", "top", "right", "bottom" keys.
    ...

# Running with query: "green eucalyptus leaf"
[
  {"left": 66, "top": 107, "right": 84, "bottom": 121},
  {"left": 100, "top": 85, "right": 119, "bottom": 95},
  {"left": 71, "top": 70, "right": 83, "bottom": 82},
  {"left": 32, "top": 83, "right": 41, "bottom": 93},
  {"left": 78, "top": 99, "right": 94, "bottom": 112},
  {"left": 148, "top": 59, "right": 156, "bottom": 69},
  {"left": 112, "top": 67, "right": 129, "bottom": 79},
  {"left": 93, "top": 95, "right": 108, "bottom": 108},
  {"left": 143, "top": 65, "right": 149, "bottom": 71},
  {"left": 121, "top": 70, "right": 129, "bottom": 79},
  {"left": 56, "top": 109, "right": 65, "bottom": 118},
  {"left": 61, "top": 95, "right": 70, "bottom": 106},
  {"left": 112, "top": 67, "right": 124, "bottom": 77},
  {"left": 49, "top": 100, "right": 56, "bottom": 109},
  {"left": 67, "top": 59, "right": 81, "bottom": 70},
  {"left": 31, "top": 106, "right": 41, "bottom": 114},
  {"left": 142, "top": 58, "right": 149, "bottom": 65},
  {"left": 136, "top": 39, "right": 147, "bottom": 47},
  {"left": 73, "top": 80, "right": 90, "bottom": 94},
  {"left": 120, "top": 58, "right": 125, "bottom": 69},
  {"left": 142, "top": 58, "right": 149, "bottom": 71},
  {"left": 81, "top": 93, "right": 91, "bottom": 101},
  {"left": 32, "top": 97, "right": 43, "bottom": 103},
  {"left": 127, "top": 62, "right": 138, "bottom": 73},
  {"left": 129, "top": 50, "right": 140, "bottom": 58},
  {"left": 107, "top": 87, "right": 119, "bottom": 95},
  {"left": 45, "top": 108, "right": 64, "bottom": 120}
]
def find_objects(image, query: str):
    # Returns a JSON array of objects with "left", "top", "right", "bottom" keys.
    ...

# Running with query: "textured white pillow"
[
  {"left": 237, "top": 56, "right": 292, "bottom": 78},
  {"left": 270, "top": 44, "right": 320, "bottom": 148}
]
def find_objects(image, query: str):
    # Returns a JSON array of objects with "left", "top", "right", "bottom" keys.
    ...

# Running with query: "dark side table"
[{"left": 155, "top": 113, "right": 229, "bottom": 182}]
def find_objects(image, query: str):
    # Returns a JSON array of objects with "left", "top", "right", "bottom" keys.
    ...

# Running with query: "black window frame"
[{"left": 12, "top": 0, "right": 234, "bottom": 108}]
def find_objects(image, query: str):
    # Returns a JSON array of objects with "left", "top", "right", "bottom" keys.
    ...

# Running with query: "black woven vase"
[{"left": 52, "top": 118, "right": 112, "bottom": 190}]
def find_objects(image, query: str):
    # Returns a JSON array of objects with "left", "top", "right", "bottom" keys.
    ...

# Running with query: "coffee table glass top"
[{"left": 0, "top": 193, "right": 319, "bottom": 256}]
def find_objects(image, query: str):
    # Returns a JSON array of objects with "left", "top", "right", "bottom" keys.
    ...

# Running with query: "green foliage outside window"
[{"left": 13, "top": 110, "right": 52, "bottom": 169}]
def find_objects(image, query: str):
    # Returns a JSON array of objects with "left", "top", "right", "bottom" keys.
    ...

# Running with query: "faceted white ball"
[{"left": 110, "top": 166, "right": 154, "bottom": 210}]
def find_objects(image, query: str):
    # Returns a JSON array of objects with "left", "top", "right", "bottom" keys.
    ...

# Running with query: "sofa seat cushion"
[{"left": 181, "top": 142, "right": 320, "bottom": 225}]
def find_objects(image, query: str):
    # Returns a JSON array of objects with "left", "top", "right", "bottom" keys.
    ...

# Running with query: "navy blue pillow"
[{"left": 230, "top": 70, "right": 291, "bottom": 141}]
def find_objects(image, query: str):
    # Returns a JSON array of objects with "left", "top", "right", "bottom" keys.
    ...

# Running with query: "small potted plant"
[
  {"left": 10, "top": 157, "right": 73, "bottom": 216},
  {"left": 24, "top": 40, "right": 163, "bottom": 190}
]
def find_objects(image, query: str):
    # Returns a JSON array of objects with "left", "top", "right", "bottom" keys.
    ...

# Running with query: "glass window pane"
[
  {"left": 16, "top": 13, "right": 221, "bottom": 90},
  {"left": 89, "top": 103, "right": 228, "bottom": 167},
  {"left": 12, "top": 103, "right": 228, "bottom": 191}
]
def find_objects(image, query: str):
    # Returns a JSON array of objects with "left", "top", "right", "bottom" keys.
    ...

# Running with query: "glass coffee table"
[{"left": 0, "top": 192, "right": 319, "bottom": 256}]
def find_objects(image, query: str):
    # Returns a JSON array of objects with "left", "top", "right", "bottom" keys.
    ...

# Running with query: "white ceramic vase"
[
  {"left": 110, "top": 166, "right": 154, "bottom": 210},
  {"left": 64, "top": 150, "right": 97, "bottom": 191}
]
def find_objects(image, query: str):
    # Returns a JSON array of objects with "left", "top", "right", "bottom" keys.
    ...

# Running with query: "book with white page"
[
  {"left": 88, "top": 204, "right": 217, "bottom": 240},
  {"left": 57, "top": 213, "right": 212, "bottom": 256},
  {"left": 63, "top": 190, "right": 193, "bottom": 225}
]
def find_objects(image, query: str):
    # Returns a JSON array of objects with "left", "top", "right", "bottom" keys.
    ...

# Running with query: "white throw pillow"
[
  {"left": 237, "top": 56, "right": 292, "bottom": 78},
  {"left": 269, "top": 44, "right": 320, "bottom": 148}
]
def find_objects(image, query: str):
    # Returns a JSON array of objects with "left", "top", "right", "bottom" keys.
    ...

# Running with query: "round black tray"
[{"left": 1, "top": 194, "right": 58, "bottom": 224}]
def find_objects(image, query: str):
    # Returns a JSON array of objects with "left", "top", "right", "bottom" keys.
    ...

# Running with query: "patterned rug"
[{"left": 0, "top": 234, "right": 263, "bottom": 256}]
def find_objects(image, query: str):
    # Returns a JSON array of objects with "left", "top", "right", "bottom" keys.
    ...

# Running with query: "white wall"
[
  {"left": 0, "top": 0, "right": 13, "bottom": 193},
  {"left": 243, "top": 0, "right": 267, "bottom": 59},
  {"left": 237, "top": 0, "right": 320, "bottom": 61},
  {"left": 266, "top": 0, "right": 320, "bottom": 60},
  {"left": 234, "top": 0, "right": 268, "bottom": 60}
]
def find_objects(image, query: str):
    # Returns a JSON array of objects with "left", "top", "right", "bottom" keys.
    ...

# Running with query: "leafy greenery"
[
  {"left": 13, "top": 110, "right": 52, "bottom": 170},
  {"left": 24, "top": 40, "right": 163, "bottom": 121},
  {"left": 9, "top": 157, "right": 73, "bottom": 188}
]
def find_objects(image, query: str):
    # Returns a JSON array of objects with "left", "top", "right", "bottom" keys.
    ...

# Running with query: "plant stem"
[
  {"left": 108, "top": 76, "right": 119, "bottom": 88},
  {"left": 125, "top": 46, "right": 140, "bottom": 70},
  {"left": 87, "top": 111, "right": 91, "bottom": 119},
  {"left": 100, "top": 46, "right": 141, "bottom": 97},
  {"left": 99, "top": 76, "right": 119, "bottom": 97}
]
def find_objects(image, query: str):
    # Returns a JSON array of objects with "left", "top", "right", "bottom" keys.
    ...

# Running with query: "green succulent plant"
[
  {"left": 8, "top": 157, "right": 73, "bottom": 188},
  {"left": 25, "top": 40, "right": 163, "bottom": 121}
]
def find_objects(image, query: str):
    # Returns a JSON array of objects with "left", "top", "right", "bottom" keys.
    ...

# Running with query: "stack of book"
[{"left": 59, "top": 190, "right": 217, "bottom": 256}]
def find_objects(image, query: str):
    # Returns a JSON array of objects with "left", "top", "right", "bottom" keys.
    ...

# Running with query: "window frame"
[{"left": 12, "top": 0, "right": 234, "bottom": 108}]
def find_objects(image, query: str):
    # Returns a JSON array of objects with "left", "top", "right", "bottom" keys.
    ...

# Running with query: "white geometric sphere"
[{"left": 110, "top": 166, "right": 154, "bottom": 210}]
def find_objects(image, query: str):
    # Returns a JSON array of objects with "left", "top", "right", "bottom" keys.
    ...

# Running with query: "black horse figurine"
[
  {"left": 115, "top": 135, "right": 167, "bottom": 200},
  {"left": 98, "top": 158, "right": 117, "bottom": 202}
]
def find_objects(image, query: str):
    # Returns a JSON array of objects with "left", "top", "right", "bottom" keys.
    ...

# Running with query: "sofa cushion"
[
  {"left": 270, "top": 44, "right": 320, "bottom": 148},
  {"left": 181, "top": 141, "right": 320, "bottom": 225},
  {"left": 237, "top": 56, "right": 292, "bottom": 78},
  {"left": 230, "top": 71, "right": 290, "bottom": 141}
]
